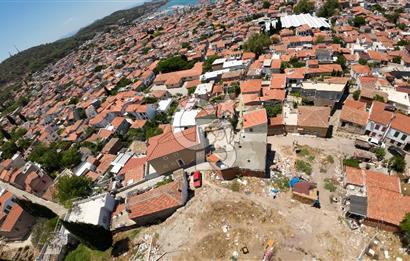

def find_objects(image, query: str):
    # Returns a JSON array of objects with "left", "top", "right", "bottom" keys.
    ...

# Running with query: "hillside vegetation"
[{"left": 0, "top": 0, "right": 167, "bottom": 88}]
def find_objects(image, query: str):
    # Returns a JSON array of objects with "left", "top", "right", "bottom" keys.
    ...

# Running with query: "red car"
[{"left": 193, "top": 171, "right": 202, "bottom": 188}]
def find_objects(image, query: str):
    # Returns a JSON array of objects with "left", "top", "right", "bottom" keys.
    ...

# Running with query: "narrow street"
[{"left": 0, "top": 181, "right": 67, "bottom": 217}]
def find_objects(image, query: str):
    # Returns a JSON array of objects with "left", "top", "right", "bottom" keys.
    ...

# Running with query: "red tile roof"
[
  {"left": 1, "top": 204, "right": 24, "bottom": 232},
  {"left": 127, "top": 179, "right": 185, "bottom": 220},
  {"left": 369, "top": 101, "right": 393, "bottom": 125},
  {"left": 242, "top": 109, "right": 267, "bottom": 129},
  {"left": 240, "top": 79, "right": 262, "bottom": 94},
  {"left": 147, "top": 127, "right": 199, "bottom": 161},
  {"left": 340, "top": 99, "right": 369, "bottom": 127},
  {"left": 391, "top": 113, "right": 410, "bottom": 135},
  {"left": 298, "top": 106, "right": 330, "bottom": 128}
]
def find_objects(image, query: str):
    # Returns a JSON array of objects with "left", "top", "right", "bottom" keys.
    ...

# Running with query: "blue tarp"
[{"left": 290, "top": 177, "right": 300, "bottom": 188}]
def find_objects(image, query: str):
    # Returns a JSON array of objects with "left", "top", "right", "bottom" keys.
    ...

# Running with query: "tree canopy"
[
  {"left": 243, "top": 33, "right": 272, "bottom": 56},
  {"left": 389, "top": 156, "right": 406, "bottom": 173},
  {"left": 293, "top": 0, "right": 315, "bottom": 14},
  {"left": 400, "top": 213, "right": 410, "bottom": 237},
  {"left": 317, "top": 0, "right": 339, "bottom": 18},
  {"left": 351, "top": 16, "right": 366, "bottom": 27},
  {"left": 203, "top": 55, "right": 220, "bottom": 73},
  {"left": 55, "top": 175, "right": 92, "bottom": 206},
  {"left": 155, "top": 55, "right": 196, "bottom": 73}
]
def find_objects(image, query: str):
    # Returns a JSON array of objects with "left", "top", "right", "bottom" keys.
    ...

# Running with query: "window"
[
  {"left": 163, "top": 156, "right": 168, "bottom": 160},
  {"left": 249, "top": 128, "right": 253, "bottom": 132},
  {"left": 177, "top": 159, "right": 185, "bottom": 167},
  {"left": 394, "top": 131, "right": 400, "bottom": 138},
  {"left": 401, "top": 134, "right": 407, "bottom": 141},
  {"left": 381, "top": 127, "right": 386, "bottom": 132},
  {"left": 375, "top": 124, "right": 380, "bottom": 130}
]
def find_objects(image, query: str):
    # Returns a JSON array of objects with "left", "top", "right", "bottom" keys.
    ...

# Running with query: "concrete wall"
[
  {"left": 339, "top": 121, "right": 366, "bottom": 135},
  {"left": 297, "top": 126, "right": 328, "bottom": 138},
  {"left": 268, "top": 125, "right": 285, "bottom": 136},
  {"left": 150, "top": 147, "right": 205, "bottom": 175},
  {"left": 363, "top": 218, "right": 399, "bottom": 233}
]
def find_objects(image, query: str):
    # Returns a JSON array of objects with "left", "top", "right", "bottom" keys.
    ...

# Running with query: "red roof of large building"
[
  {"left": 127, "top": 179, "right": 185, "bottom": 220},
  {"left": 147, "top": 127, "right": 199, "bottom": 161}
]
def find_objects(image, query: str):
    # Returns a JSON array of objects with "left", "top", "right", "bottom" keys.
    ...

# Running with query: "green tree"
[
  {"left": 393, "top": 56, "right": 401, "bottom": 64},
  {"left": 202, "top": 55, "right": 219, "bottom": 73},
  {"left": 373, "top": 94, "right": 385, "bottom": 102},
  {"left": 61, "top": 220, "right": 113, "bottom": 251},
  {"left": 400, "top": 213, "right": 410, "bottom": 238},
  {"left": 397, "top": 39, "right": 410, "bottom": 46},
  {"left": 352, "top": 16, "right": 366, "bottom": 27},
  {"left": 55, "top": 175, "right": 92, "bottom": 206},
  {"left": 181, "top": 42, "right": 191, "bottom": 49},
  {"left": 155, "top": 55, "right": 196, "bottom": 73},
  {"left": 374, "top": 147, "right": 385, "bottom": 160},
  {"left": 262, "top": 1, "right": 271, "bottom": 9},
  {"left": 317, "top": 0, "right": 339, "bottom": 18},
  {"left": 358, "top": 58, "right": 368, "bottom": 65},
  {"left": 264, "top": 104, "right": 282, "bottom": 117},
  {"left": 1, "top": 141, "right": 19, "bottom": 159},
  {"left": 336, "top": 54, "right": 347, "bottom": 70},
  {"left": 61, "top": 147, "right": 82, "bottom": 169},
  {"left": 68, "top": 97, "right": 80, "bottom": 105},
  {"left": 243, "top": 33, "right": 272, "bottom": 56},
  {"left": 343, "top": 157, "right": 360, "bottom": 168},
  {"left": 293, "top": 0, "right": 315, "bottom": 14},
  {"left": 389, "top": 156, "right": 406, "bottom": 173},
  {"left": 353, "top": 90, "right": 361, "bottom": 101}
]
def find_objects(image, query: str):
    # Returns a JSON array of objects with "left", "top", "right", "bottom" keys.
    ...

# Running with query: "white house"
[
  {"left": 66, "top": 193, "right": 116, "bottom": 230},
  {"left": 385, "top": 113, "right": 410, "bottom": 151}
]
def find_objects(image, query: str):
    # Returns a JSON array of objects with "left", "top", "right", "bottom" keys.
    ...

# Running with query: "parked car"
[
  {"left": 367, "top": 137, "right": 385, "bottom": 149},
  {"left": 193, "top": 171, "right": 202, "bottom": 188},
  {"left": 388, "top": 146, "right": 405, "bottom": 158}
]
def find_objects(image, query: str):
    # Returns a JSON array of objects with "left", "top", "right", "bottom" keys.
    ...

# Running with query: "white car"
[{"left": 367, "top": 137, "right": 385, "bottom": 149}]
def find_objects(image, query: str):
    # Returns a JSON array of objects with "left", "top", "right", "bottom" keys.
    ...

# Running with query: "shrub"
[
  {"left": 343, "top": 157, "right": 360, "bottom": 168},
  {"left": 352, "top": 90, "right": 361, "bottom": 101},
  {"left": 374, "top": 147, "right": 386, "bottom": 160},
  {"left": 295, "top": 160, "right": 312, "bottom": 175},
  {"left": 324, "top": 178, "right": 337, "bottom": 192},
  {"left": 389, "top": 156, "right": 406, "bottom": 173},
  {"left": 264, "top": 104, "right": 282, "bottom": 117}
]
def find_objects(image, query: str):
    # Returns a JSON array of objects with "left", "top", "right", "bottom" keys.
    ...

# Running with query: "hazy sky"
[{"left": 0, "top": 0, "right": 148, "bottom": 62}]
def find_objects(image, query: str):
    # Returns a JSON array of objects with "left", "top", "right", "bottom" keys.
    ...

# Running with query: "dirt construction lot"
[
  {"left": 122, "top": 135, "right": 409, "bottom": 261},
  {"left": 129, "top": 179, "right": 373, "bottom": 260}
]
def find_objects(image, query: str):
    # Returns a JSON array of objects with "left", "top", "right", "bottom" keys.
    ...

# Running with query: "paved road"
[{"left": 0, "top": 181, "right": 67, "bottom": 217}]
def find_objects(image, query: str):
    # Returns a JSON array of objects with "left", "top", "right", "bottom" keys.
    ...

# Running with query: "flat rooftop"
[
  {"left": 301, "top": 81, "right": 345, "bottom": 92},
  {"left": 281, "top": 14, "right": 330, "bottom": 29}
]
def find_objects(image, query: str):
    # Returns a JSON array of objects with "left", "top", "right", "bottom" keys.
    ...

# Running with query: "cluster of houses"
[{"left": 0, "top": 0, "right": 409, "bottom": 254}]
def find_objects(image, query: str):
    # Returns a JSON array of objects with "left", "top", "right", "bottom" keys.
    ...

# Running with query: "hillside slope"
[{"left": 0, "top": 0, "right": 167, "bottom": 88}]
